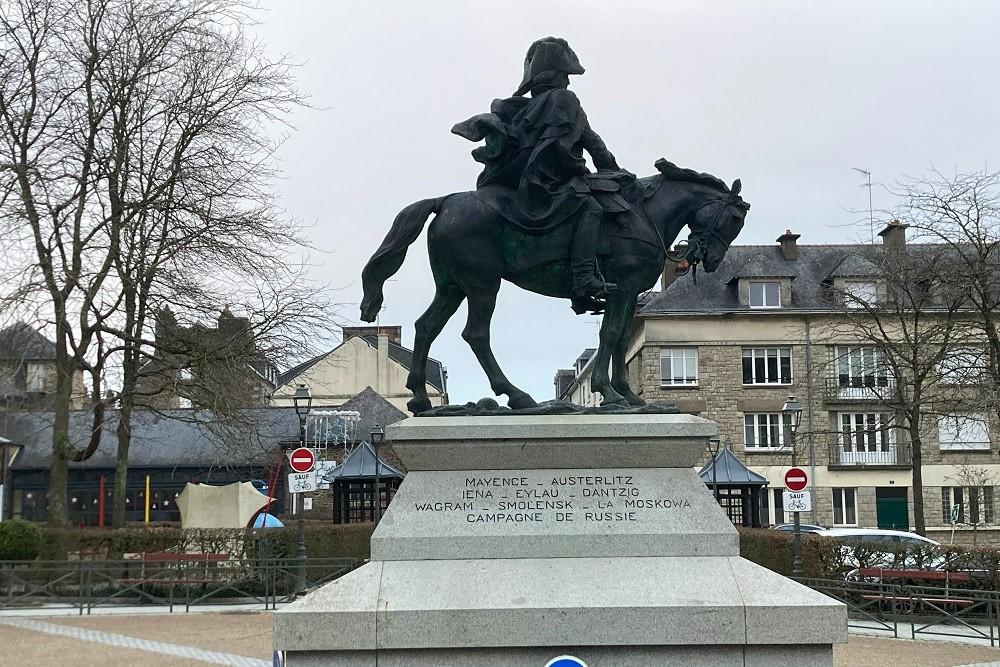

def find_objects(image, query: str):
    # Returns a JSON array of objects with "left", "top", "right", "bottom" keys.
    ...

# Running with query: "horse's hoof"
[
  {"left": 507, "top": 393, "right": 538, "bottom": 410},
  {"left": 407, "top": 396, "right": 432, "bottom": 415},
  {"left": 623, "top": 392, "right": 646, "bottom": 407}
]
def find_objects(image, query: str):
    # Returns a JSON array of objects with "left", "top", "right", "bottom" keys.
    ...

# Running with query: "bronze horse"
[{"left": 361, "top": 161, "right": 749, "bottom": 415}]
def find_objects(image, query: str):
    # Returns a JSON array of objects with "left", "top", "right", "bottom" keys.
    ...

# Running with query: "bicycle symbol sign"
[
  {"left": 782, "top": 490, "right": 812, "bottom": 513},
  {"left": 288, "top": 471, "right": 318, "bottom": 494}
]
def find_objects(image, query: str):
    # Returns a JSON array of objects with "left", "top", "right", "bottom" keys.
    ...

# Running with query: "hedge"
[
  {"left": 28, "top": 522, "right": 374, "bottom": 562},
  {"left": 0, "top": 520, "right": 42, "bottom": 560}
]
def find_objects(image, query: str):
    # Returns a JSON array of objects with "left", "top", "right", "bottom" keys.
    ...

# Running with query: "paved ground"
[{"left": 3, "top": 611, "right": 1000, "bottom": 666}]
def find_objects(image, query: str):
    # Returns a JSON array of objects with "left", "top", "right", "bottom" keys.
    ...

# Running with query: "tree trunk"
[
  {"left": 46, "top": 331, "right": 75, "bottom": 527},
  {"left": 112, "top": 399, "right": 132, "bottom": 528},
  {"left": 910, "top": 430, "right": 926, "bottom": 535}
]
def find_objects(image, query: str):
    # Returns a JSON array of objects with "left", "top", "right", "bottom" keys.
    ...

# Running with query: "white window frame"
[
  {"left": 843, "top": 280, "right": 877, "bottom": 308},
  {"left": 742, "top": 347, "right": 793, "bottom": 385},
  {"left": 748, "top": 281, "right": 781, "bottom": 309},
  {"left": 760, "top": 486, "right": 787, "bottom": 526},
  {"left": 659, "top": 348, "right": 698, "bottom": 387},
  {"left": 834, "top": 345, "right": 891, "bottom": 398},
  {"left": 25, "top": 362, "right": 45, "bottom": 392},
  {"left": 938, "top": 414, "right": 991, "bottom": 451},
  {"left": 743, "top": 413, "right": 793, "bottom": 451},
  {"left": 832, "top": 487, "right": 858, "bottom": 527},
  {"left": 937, "top": 348, "right": 987, "bottom": 385}
]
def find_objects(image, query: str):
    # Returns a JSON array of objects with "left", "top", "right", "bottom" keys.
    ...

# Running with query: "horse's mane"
[{"left": 654, "top": 158, "right": 729, "bottom": 192}]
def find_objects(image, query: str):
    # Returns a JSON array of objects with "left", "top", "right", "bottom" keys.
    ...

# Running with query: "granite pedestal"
[{"left": 274, "top": 414, "right": 846, "bottom": 666}]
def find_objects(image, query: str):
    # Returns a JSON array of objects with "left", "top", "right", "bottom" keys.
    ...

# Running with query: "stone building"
[
  {"left": 136, "top": 307, "right": 278, "bottom": 409},
  {"left": 0, "top": 323, "right": 87, "bottom": 410},
  {"left": 272, "top": 326, "right": 447, "bottom": 412},
  {"left": 562, "top": 223, "right": 1000, "bottom": 545}
]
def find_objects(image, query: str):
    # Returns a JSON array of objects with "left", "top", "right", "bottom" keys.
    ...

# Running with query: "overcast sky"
[{"left": 251, "top": 0, "right": 998, "bottom": 405}]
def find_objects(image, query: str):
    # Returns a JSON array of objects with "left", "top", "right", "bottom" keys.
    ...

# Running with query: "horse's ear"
[{"left": 731, "top": 179, "right": 742, "bottom": 195}]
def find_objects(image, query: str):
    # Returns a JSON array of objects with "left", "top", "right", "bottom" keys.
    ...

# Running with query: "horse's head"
[{"left": 683, "top": 179, "right": 750, "bottom": 272}]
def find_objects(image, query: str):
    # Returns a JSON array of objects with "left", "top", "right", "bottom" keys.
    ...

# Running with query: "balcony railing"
[
  {"left": 827, "top": 440, "right": 912, "bottom": 468},
  {"left": 823, "top": 377, "right": 896, "bottom": 401}
]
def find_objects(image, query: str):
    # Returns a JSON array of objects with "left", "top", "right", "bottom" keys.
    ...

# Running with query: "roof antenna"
[{"left": 852, "top": 167, "right": 874, "bottom": 244}]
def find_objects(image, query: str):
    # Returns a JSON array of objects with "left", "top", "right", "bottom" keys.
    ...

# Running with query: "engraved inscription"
[{"left": 407, "top": 472, "right": 695, "bottom": 525}]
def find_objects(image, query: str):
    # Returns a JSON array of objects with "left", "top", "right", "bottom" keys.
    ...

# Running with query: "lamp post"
[
  {"left": 0, "top": 439, "right": 24, "bottom": 522},
  {"left": 708, "top": 435, "right": 722, "bottom": 503},
  {"left": 292, "top": 384, "right": 312, "bottom": 594},
  {"left": 782, "top": 394, "right": 804, "bottom": 577},
  {"left": 370, "top": 424, "right": 385, "bottom": 524}
]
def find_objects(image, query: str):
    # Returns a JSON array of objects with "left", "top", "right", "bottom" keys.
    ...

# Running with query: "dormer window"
[
  {"left": 843, "top": 280, "right": 877, "bottom": 308},
  {"left": 749, "top": 281, "right": 781, "bottom": 309}
]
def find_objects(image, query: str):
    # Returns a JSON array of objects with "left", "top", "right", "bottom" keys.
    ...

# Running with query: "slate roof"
[
  {"left": 323, "top": 441, "right": 404, "bottom": 482},
  {"left": 276, "top": 335, "right": 446, "bottom": 393},
  {"left": 0, "top": 388, "right": 410, "bottom": 471},
  {"left": 825, "top": 253, "right": 880, "bottom": 279},
  {"left": 642, "top": 244, "right": 875, "bottom": 314},
  {"left": 698, "top": 448, "right": 768, "bottom": 487},
  {"left": 0, "top": 323, "right": 57, "bottom": 360}
]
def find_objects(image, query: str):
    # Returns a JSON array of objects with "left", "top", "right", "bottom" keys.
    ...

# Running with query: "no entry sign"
[
  {"left": 288, "top": 447, "right": 316, "bottom": 473},
  {"left": 784, "top": 467, "right": 808, "bottom": 492}
]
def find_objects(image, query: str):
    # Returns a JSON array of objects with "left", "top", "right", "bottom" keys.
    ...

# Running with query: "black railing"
[
  {"left": 823, "top": 377, "right": 895, "bottom": 401},
  {"left": 0, "top": 557, "right": 359, "bottom": 614},
  {"left": 827, "top": 440, "right": 913, "bottom": 468},
  {"left": 800, "top": 576, "right": 1000, "bottom": 646}
]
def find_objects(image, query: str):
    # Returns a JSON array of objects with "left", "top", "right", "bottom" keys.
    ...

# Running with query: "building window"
[
  {"left": 939, "top": 414, "right": 991, "bottom": 450},
  {"left": 937, "top": 348, "right": 987, "bottom": 385},
  {"left": 833, "top": 488, "right": 857, "bottom": 526},
  {"left": 942, "top": 487, "right": 995, "bottom": 525},
  {"left": 749, "top": 281, "right": 781, "bottom": 308},
  {"left": 843, "top": 280, "right": 877, "bottom": 308},
  {"left": 660, "top": 348, "right": 698, "bottom": 386},
  {"left": 839, "top": 413, "right": 894, "bottom": 452},
  {"left": 744, "top": 413, "right": 793, "bottom": 450},
  {"left": 760, "top": 487, "right": 786, "bottom": 526},
  {"left": 25, "top": 363, "right": 45, "bottom": 392},
  {"left": 742, "top": 347, "right": 792, "bottom": 384},
  {"left": 834, "top": 346, "right": 890, "bottom": 396}
]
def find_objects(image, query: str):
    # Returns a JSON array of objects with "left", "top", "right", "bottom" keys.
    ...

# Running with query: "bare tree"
[
  {"left": 820, "top": 241, "right": 967, "bottom": 534},
  {"left": 945, "top": 464, "right": 999, "bottom": 546},
  {"left": 1, "top": 0, "right": 331, "bottom": 525}
]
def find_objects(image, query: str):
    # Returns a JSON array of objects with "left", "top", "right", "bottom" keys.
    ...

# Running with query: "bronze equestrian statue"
[{"left": 361, "top": 38, "right": 749, "bottom": 415}]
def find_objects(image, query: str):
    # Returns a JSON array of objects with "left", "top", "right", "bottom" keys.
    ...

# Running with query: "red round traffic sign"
[
  {"left": 288, "top": 447, "right": 316, "bottom": 473},
  {"left": 784, "top": 467, "right": 808, "bottom": 492}
]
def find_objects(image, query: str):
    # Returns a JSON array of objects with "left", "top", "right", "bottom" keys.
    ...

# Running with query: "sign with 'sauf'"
[{"left": 545, "top": 656, "right": 588, "bottom": 667}]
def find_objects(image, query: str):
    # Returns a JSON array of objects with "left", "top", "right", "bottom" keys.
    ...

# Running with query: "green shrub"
[{"left": 0, "top": 519, "right": 42, "bottom": 561}]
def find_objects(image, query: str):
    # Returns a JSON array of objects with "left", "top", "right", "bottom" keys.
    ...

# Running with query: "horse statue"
[{"left": 360, "top": 159, "right": 749, "bottom": 415}]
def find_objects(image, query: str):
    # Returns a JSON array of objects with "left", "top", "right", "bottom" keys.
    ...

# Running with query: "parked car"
[
  {"left": 817, "top": 528, "right": 945, "bottom": 578},
  {"left": 771, "top": 523, "right": 828, "bottom": 534}
]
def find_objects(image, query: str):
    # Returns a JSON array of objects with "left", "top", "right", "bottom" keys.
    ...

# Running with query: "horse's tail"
[{"left": 360, "top": 197, "right": 444, "bottom": 322}]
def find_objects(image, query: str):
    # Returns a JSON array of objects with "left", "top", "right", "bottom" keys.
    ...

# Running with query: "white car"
[{"left": 818, "top": 528, "right": 944, "bottom": 578}]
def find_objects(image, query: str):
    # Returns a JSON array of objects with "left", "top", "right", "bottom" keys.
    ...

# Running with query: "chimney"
[
  {"left": 376, "top": 332, "right": 390, "bottom": 394},
  {"left": 878, "top": 219, "right": 908, "bottom": 251},
  {"left": 776, "top": 229, "right": 801, "bottom": 261}
]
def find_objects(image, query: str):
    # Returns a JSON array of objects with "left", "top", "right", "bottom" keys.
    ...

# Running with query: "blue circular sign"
[{"left": 545, "top": 657, "right": 588, "bottom": 667}]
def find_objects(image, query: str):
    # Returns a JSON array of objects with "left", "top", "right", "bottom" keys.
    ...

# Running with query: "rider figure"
[{"left": 454, "top": 37, "right": 625, "bottom": 314}]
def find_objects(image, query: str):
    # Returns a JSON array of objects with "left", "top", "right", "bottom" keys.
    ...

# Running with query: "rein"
[{"left": 646, "top": 180, "right": 741, "bottom": 274}]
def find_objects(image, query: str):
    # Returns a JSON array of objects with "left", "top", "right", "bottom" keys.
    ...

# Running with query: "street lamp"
[
  {"left": 291, "top": 384, "right": 312, "bottom": 593},
  {"left": 0, "top": 438, "right": 24, "bottom": 522},
  {"left": 782, "top": 395, "right": 804, "bottom": 577},
  {"left": 708, "top": 435, "right": 722, "bottom": 503},
  {"left": 370, "top": 424, "right": 385, "bottom": 524}
]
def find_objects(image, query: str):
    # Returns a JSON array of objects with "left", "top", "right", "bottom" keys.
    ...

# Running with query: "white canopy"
[{"left": 176, "top": 481, "right": 270, "bottom": 529}]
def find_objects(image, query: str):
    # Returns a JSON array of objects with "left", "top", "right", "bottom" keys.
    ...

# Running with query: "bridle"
[{"left": 660, "top": 185, "right": 745, "bottom": 270}]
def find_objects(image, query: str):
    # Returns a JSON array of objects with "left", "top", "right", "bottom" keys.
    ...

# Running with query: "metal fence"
[
  {"left": 801, "top": 576, "right": 1000, "bottom": 646},
  {"left": 0, "top": 557, "right": 359, "bottom": 614}
]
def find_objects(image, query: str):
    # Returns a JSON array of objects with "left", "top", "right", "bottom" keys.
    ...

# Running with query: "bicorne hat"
[{"left": 513, "top": 37, "right": 585, "bottom": 97}]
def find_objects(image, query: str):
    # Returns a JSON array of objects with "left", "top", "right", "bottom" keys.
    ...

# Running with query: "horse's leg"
[
  {"left": 611, "top": 292, "right": 645, "bottom": 406},
  {"left": 590, "top": 291, "right": 632, "bottom": 407},
  {"left": 462, "top": 281, "right": 537, "bottom": 409},
  {"left": 405, "top": 283, "right": 466, "bottom": 414}
]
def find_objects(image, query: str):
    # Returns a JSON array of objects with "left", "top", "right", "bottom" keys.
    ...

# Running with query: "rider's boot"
[{"left": 570, "top": 204, "right": 616, "bottom": 315}]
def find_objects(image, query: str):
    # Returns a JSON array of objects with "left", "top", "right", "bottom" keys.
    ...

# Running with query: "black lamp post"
[
  {"left": 708, "top": 435, "right": 722, "bottom": 503},
  {"left": 292, "top": 384, "right": 312, "bottom": 593},
  {"left": 782, "top": 394, "right": 804, "bottom": 577},
  {"left": 370, "top": 424, "right": 385, "bottom": 524},
  {"left": 0, "top": 439, "right": 24, "bottom": 522}
]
